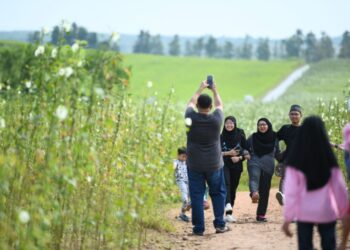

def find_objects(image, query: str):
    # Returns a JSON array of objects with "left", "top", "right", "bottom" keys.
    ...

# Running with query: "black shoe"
[
  {"left": 256, "top": 216, "right": 267, "bottom": 222},
  {"left": 215, "top": 225, "right": 231, "bottom": 234},
  {"left": 178, "top": 213, "right": 190, "bottom": 222},
  {"left": 188, "top": 231, "right": 204, "bottom": 236}
]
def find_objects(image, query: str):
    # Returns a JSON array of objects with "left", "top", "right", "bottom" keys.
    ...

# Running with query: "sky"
[{"left": 1, "top": 0, "right": 349, "bottom": 38}]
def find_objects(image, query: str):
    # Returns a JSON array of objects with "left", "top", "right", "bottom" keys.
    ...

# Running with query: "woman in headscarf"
[
  {"left": 221, "top": 116, "right": 250, "bottom": 223},
  {"left": 247, "top": 118, "right": 280, "bottom": 222},
  {"left": 282, "top": 116, "right": 348, "bottom": 250}
]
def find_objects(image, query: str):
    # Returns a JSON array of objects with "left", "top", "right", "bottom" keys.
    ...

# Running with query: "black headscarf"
[
  {"left": 286, "top": 115, "right": 338, "bottom": 191},
  {"left": 252, "top": 118, "right": 276, "bottom": 157},
  {"left": 221, "top": 116, "right": 241, "bottom": 149}
]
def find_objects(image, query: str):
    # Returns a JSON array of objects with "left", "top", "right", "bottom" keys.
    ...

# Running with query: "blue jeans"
[
  {"left": 248, "top": 165, "right": 262, "bottom": 193},
  {"left": 297, "top": 221, "right": 336, "bottom": 250},
  {"left": 188, "top": 167, "right": 226, "bottom": 234}
]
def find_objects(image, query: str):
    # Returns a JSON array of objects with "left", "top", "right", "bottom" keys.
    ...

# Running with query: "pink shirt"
[{"left": 283, "top": 167, "right": 349, "bottom": 223}]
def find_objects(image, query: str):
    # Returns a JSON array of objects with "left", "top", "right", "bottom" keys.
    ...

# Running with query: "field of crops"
[
  {"left": 0, "top": 38, "right": 349, "bottom": 249},
  {"left": 124, "top": 54, "right": 303, "bottom": 103}
]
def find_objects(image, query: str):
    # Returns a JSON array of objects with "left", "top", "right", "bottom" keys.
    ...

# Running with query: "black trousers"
[
  {"left": 223, "top": 166, "right": 242, "bottom": 215},
  {"left": 257, "top": 170, "right": 272, "bottom": 216},
  {"left": 297, "top": 221, "right": 336, "bottom": 250}
]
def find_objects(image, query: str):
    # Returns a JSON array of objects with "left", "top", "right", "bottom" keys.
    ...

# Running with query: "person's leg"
[
  {"left": 223, "top": 166, "right": 232, "bottom": 207},
  {"left": 177, "top": 179, "right": 189, "bottom": 213},
  {"left": 297, "top": 222, "right": 314, "bottom": 250},
  {"left": 206, "top": 168, "right": 226, "bottom": 229},
  {"left": 188, "top": 169, "right": 206, "bottom": 234},
  {"left": 257, "top": 170, "right": 272, "bottom": 218},
  {"left": 230, "top": 169, "right": 242, "bottom": 209},
  {"left": 248, "top": 165, "right": 261, "bottom": 203},
  {"left": 317, "top": 221, "right": 336, "bottom": 250}
]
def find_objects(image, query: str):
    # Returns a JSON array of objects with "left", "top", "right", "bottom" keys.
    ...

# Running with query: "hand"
[
  {"left": 199, "top": 81, "right": 209, "bottom": 90},
  {"left": 244, "top": 154, "right": 251, "bottom": 160},
  {"left": 209, "top": 82, "right": 217, "bottom": 92},
  {"left": 228, "top": 149, "right": 239, "bottom": 156},
  {"left": 282, "top": 222, "right": 293, "bottom": 237},
  {"left": 231, "top": 156, "right": 240, "bottom": 163}
]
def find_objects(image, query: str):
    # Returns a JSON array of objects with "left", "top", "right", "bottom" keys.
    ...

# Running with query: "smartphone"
[{"left": 207, "top": 75, "right": 213, "bottom": 89}]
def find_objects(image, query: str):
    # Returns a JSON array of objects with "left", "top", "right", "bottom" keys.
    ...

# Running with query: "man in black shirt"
[
  {"left": 185, "top": 80, "right": 229, "bottom": 235},
  {"left": 276, "top": 104, "right": 302, "bottom": 205}
]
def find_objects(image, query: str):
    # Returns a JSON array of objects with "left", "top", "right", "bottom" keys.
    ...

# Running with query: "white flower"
[
  {"left": 77, "top": 60, "right": 83, "bottom": 67},
  {"left": 71, "top": 43, "right": 79, "bottom": 53},
  {"left": 171, "top": 88, "right": 175, "bottom": 93},
  {"left": 65, "top": 67, "right": 74, "bottom": 78},
  {"left": 147, "top": 81, "right": 153, "bottom": 88},
  {"left": 185, "top": 117, "right": 192, "bottom": 127},
  {"left": 61, "top": 20, "right": 71, "bottom": 33},
  {"left": 0, "top": 117, "right": 5, "bottom": 129},
  {"left": 86, "top": 176, "right": 92, "bottom": 183},
  {"left": 51, "top": 48, "right": 58, "bottom": 58},
  {"left": 55, "top": 105, "right": 68, "bottom": 121},
  {"left": 41, "top": 26, "right": 49, "bottom": 35},
  {"left": 6, "top": 85, "right": 10, "bottom": 90},
  {"left": 58, "top": 67, "right": 74, "bottom": 78},
  {"left": 34, "top": 45, "right": 45, "bottom": 57},
  {"left": 25, "top": 81, "right": 32, "bottom": 89},
  {"left": 19, "top": 210, "right": 30, "bottom": 224},
  {"left": 130, "top": 211, "right": 138, "bottom": 219},
  {"left": 94, "top": 87, "right": 105, "bottom": 97},
  {"left": 110, "top": 32, "right": 120, "bottom": 43}
]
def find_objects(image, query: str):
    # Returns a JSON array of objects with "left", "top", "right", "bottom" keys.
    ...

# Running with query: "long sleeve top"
[{"left": 283, "top": 167, "right": 349, "bottom": 223}]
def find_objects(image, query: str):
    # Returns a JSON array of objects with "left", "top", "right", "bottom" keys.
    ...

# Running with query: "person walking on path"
[
  {"left": 185, "top": 80, "right": 229, "bottom": 236},
  {"left": 282, "top": 116, "right": 348, "bottom": 250},
  {"left": 247, "top": 118, "right": 280, "bottom": 222},
  {"left": 276, "top": 104, "right": 302, "bottom": 205},
  {"left": 221, "top": 116, "right": 250, "bottom": 223}
]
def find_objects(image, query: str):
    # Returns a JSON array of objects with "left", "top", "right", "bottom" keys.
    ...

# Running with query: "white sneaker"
[
  {"left": 225, "top": 203, "right": 232, "bottom": 212},
  {"left": 225, "top": 214, "right": 237, "bottom": 223}
]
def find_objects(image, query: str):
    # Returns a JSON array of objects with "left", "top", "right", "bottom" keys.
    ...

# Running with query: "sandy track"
[{"left": 143, "top": 188, "right": 347, "bottom": 250}]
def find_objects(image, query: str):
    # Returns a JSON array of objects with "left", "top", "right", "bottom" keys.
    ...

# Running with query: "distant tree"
[
  {"left": 87, "top": 32, "right": 98, "bottom": 48},
  {"left": 222, "top": 41, "right": 234, "bottom": 59},
  {"left": 318, "top": 32, "right": 334, "bottom": 60},
  {"left": 185, "top": 40, "right": 193, "bottom": 56},
  {"left": 239, "top": 36, "right": 253, "bottom": 59},
  {"left": 304, "top": 32, "right": 318, "bottom": 62},
  {"left": 28, "top": 31, "right": 41, "bottom": 43},
  {"left": 192, "top": 37, "right": 204, "bottom": 56},
  {"left": 256, "top": 38, "right": 270, "bottom": 61},
  {"left": 150, "top": 34, "right": 164, "bottom": 55},
  {"left": 77, "top": 27, "right": 88, "bottom": 41},
  {"left": 285, "top": 29, "right": 303, "bottom": 58},
  {"left": 272, "top": 41, "right": 279, "bottom": 59},
  {"left": 168, "top": 35, "right": 181, "bottom": 56},
  {"left": 133, "top": 30, "right": 152, "bottom": 53},
  {"left": 339, "top": 31, "right": 350, "bottom": 58},
  {"left": 51, "top": 26, "right": 60, "bottom": 45},
  {"left": 205, "top": 36, "right": 218, "bottom": 57}
]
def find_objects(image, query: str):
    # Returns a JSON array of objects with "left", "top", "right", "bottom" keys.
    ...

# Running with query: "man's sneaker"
[
  {"left": 178, "top": 213, "right": 190, "bottom": 222},
  {"left": 224, "top": 214, "right": 237, "bottom": 223},
  {"left": 225, "top": 203, "right": 233, "bottom": 212},
  {"left": 215, "top": 225, "right": 231, "bottom": 234},
  {"left": 188, "top": 231, "right": 204, "bottom": 236},
  {"left": 203, "top": 200, "right": 210, "bottom": 210},
  {"left": 256, "top": 216, "right": 267, "bottom": 222},
  {"left": 276, "top": 191, "right": 284, "bottom": 206},
  {"left": 251, "top": 192, "right": 259, "bottom": 203}
]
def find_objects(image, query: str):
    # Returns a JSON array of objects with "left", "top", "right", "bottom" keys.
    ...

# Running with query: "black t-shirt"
[
  {"left": 277, "top": 124, "right": 300, "bottom": 162},
  {"left": 185, "top": 107, "right": 224, "bottom": 172}
]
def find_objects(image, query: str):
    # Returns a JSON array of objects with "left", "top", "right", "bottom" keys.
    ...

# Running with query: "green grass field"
[{"left": 124, "top": 54, "right": 303, "bottom": 103}]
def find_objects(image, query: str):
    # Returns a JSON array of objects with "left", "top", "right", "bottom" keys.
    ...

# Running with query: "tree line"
[{"left": 133, "top": 29, "right": 350, "bottom": 62}]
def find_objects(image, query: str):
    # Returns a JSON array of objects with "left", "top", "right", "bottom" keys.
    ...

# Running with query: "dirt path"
[{"left": 143, "top": 188, "right": 347, "bottom": 250}]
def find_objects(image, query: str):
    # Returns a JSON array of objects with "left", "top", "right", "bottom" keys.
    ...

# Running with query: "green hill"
[{"left": 124, "top": 54, "right": 303, "bottom": 103}]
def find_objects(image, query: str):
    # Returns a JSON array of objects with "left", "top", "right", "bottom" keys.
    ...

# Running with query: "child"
[
  {"left": 282, "top": 116, "right": 349, "bottom": 250},
  {"left": 174, "top": 147, "right": 191, "bottom": 222}
]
